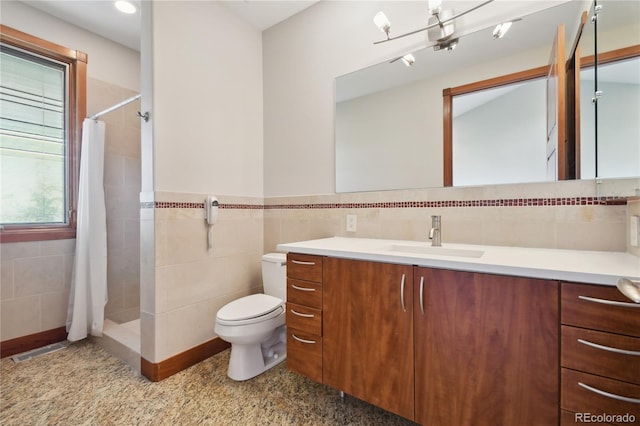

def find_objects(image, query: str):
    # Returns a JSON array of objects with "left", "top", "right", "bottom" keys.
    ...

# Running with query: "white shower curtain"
[{"left": 66, "top": 119, "right": 108, "bottom": 342}]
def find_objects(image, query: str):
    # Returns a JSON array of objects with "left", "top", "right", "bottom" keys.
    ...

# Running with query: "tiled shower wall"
[
  {"left": 89, "top": 78, "right": 141, "bottom": 323},
  {"left": 0, "top": 78, "right": 140, "bottom": 343}
]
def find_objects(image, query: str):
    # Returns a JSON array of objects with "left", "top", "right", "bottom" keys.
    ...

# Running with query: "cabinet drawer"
[
  {"left": 287, "top": 253, "right": 323, "bottom": 283},
  {"left": 561, "top": 368, "right": 640, "bottom": 421},
  {"left": 562, "top": 283, "right": 640, "bottom": 337},
  {"left": 286, "top": 303, "right": 322, "bottom": 336},
  {"left": 562, "top": 325, "right": 640, "bottom": 385},
  {"left": 287, "top": 329, "right": 322, "bottom": 383},
  {"left": 287, "top": 278, "right": 322, "bottom": 308}
]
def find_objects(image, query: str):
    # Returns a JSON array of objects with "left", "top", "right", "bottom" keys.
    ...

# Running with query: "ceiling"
[{"left": 21, "top": 0, "right": 320, "bottom": 51}]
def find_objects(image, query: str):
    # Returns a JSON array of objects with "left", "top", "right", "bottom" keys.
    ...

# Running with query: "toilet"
[{"left": 214, "top": 253, "right": 287, "bottom": 381}]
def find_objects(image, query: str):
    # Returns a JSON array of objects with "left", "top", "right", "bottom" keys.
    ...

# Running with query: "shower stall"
[{"left": 69, "top": 80, "right": 142, "bottom": 370}]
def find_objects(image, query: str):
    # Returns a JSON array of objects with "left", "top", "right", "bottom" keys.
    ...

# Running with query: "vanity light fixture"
[
  {"left": 428, "top": 0, "right": 443, "bottom": 15},
  {"left": 115, "top": 0, "right": 136, "bottom": 14},
  {"left": 373, "top": 0, "right": 494, "bottom": 49},
  {"left": 373, "top": 11, "right": 392, "bottom": 39},
  {"left": 492, "top": 21, "right": 513, "bottom": 39},
  {"left": 434, "top": 38, "right": 458, "bottom": 51},
  {"left": 389, "top": 52, "right": 417, "bottom": 66},
  {"left": 401, "top": 53, "right": 416, "bottom": 66}
]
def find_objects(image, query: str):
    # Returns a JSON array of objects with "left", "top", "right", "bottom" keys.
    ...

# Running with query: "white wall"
[
  {"left": 581, "top": 79, "right": 640, "bottom": 179},
  {"left": 336, "top": 79, "right": 440, "bottom": 192},
  {"left": 151, "top": 1, "right": 263, "bottom": 197},
  {"left": 453, "top": 79, "right": 547, "bottom": 186},
  {"left": 263, "top": 0, "right": 571, "bottom": 197},
  {"left": 1, "top": 1, "right": 140, "bottom": 92}
]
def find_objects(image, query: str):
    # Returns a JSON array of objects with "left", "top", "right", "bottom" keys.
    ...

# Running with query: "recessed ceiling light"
[{"left": 115, "top": 0, "right": 136, "bottom": 14}]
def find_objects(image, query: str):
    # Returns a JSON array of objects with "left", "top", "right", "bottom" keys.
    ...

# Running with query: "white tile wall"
[
  {"left": 88, "top": 78, "right": 141, "bottom": 322},
  {"left": 0, "top": 240, "right": 73, "bottom": 341},
  {"left": 143, "top": 192, "right": 264, "bottom": 362}
]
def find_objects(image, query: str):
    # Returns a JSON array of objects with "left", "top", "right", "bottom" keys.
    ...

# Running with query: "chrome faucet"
[{"left": 429, "top": 215, "right": 441, "bottom": 247}]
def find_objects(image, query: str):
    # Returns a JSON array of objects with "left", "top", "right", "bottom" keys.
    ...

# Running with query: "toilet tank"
[{"left": 261, "top": 253, "right": 287, "bottom": 301}]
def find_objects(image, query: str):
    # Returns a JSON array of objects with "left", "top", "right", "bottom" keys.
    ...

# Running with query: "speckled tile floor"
[{"left": 1, "top": 340, "right": 416, "bottom": 425}]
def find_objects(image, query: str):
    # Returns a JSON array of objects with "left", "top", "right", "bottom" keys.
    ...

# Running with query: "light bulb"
[
  {"left": 401, "top": 54, "right": 416, "bottom": 67},
  {"left": 492, "top": 22, "right": 512, "bottom": 39},
  {"left": 428, "top": 0, "right": 443, "bottom": 15},
  {"left": 115, "top": 0, "right": 136, "bottom": 14},
  {"left": 373, "top": 11, "right": 391, "bottom": 36}
]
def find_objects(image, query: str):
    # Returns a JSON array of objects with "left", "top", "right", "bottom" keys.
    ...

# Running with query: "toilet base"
[{"left": 227, "top": 325, "right": 287, "bottom": 381}]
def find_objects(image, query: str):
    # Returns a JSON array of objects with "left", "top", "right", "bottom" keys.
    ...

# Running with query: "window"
[{"left": 0, "top": 25, "right": 86, "bottom": 242}]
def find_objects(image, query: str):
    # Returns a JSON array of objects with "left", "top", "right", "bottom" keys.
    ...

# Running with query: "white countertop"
[{"left": 277, "top": 237, "right": 640, "bottom": 286}]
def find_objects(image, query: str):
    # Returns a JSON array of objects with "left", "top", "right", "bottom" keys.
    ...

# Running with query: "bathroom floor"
[{"left": 1, "top": 340, "right": 416, "bottom": 425}]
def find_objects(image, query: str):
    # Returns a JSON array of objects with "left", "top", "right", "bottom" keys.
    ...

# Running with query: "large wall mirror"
[{"left": 335, "top": 0, "right": 639, "bottom": 192}]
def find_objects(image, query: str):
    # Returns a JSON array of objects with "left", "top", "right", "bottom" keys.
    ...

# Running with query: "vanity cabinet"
[
  {"left": 560, "top": 282, "right": 640, "bottom": 425},
  {"left": 322, "top": 257, "right": 414, "bottom": 420},
  {"left": 286, "top": 254, "right": 561, "bottom": 425},
  {"left": 414, "top": 267, "right": 559, "bottom": 426},
  {"left": 285, "top": 253, "right": 323, "bottom": 383}
]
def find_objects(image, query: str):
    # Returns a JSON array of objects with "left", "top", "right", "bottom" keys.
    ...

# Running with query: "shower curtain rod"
[{"left": 88, "top": 94, "right": 141, "bottom": 120}]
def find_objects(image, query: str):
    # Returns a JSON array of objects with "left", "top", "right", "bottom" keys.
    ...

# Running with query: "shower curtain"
[{"left": 66, "top": 119, "right": 107, "bottom": 342}]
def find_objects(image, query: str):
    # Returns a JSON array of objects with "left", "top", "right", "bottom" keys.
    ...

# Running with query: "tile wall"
[
  {"left": 88, "top": 78, "right": 141, "bottom": 323},
  {"left": 264, "top": 179, "right": 635, "bottom": 253},
  {"left": 141, "top": 192, "right": 264, "bottom": 362},
  {"left": 0, "top": 240, "right": 74, "bottom": 341}
]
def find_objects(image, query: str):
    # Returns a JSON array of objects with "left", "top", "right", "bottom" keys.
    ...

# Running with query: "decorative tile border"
[
  {"left": 151, "top": 202, "right": 263, "bottom": 209},
  {"left": 142, "top": 197, "right": 627, "bottom": 209}
]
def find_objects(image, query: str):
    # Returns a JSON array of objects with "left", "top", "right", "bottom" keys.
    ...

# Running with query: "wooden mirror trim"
[
  {"left": 549, "top": 24, "right": 567, "bottom": 181},
  {"left": 566, "top": 11, "right": 588, "bottom": 180}
]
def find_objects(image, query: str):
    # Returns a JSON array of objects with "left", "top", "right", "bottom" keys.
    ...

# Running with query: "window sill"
[{"left": 0, "top": 226, "right": 76, "bottom": 243}]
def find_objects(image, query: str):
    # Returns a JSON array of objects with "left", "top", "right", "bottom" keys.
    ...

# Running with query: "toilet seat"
[{"left": 216, "top": 294, "right": 284, "bottom": 326}]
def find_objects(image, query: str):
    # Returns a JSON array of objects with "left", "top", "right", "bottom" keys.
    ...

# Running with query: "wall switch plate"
[
  {"left": 631, "top": 215, "right": 640, "bottom": 247},
  {"left": 346, "top": 214, "right": 357, "bottom": 232}
]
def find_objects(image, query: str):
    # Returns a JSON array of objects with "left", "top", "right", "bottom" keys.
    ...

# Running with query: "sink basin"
[{"left": 388, "top": 244, "right": 485, "bottom": 258}]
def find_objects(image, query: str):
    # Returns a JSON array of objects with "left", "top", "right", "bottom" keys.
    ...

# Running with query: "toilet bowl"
[{"left": 214, "top": 253, "right": 287, "bottom": 381}]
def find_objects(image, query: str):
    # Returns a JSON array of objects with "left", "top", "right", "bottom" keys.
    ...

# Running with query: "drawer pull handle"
[
  {"left": 578, "top": 339, "right": 640, "bottom": 356},
  {"left": 617, "top": 278, "right": 640, "bottom": 303},
  {"left": 578, "top": 295, "right": 640, "bottom": 308},
  {"left": 291, "top": 259, "right": 316, "bottom": 266},
  {"left": 578, "top": 382, "right": 640, "bottom": 404},
  {"left": 291, "top": 284, "right": 315, "bottom": 292},
  {"left": 400, "top": 273, "right": 406, "bottom": 312},
  {"left": 292, "top": 334, "right": 316, "bottom": 344},
  {"left": 419, "top": 276, "right": 425, "bottom": 315},
  {"left": 291, "top": 309, "right": 314, "bottom": 318}
]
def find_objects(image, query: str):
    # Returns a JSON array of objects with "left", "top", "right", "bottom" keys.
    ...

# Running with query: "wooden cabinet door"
[
  {"left": 414, "top": 268, "right": 559, "bottom": 426},
  {"left": 323, "top": 257, "right": 414, "bottom": 420}
]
